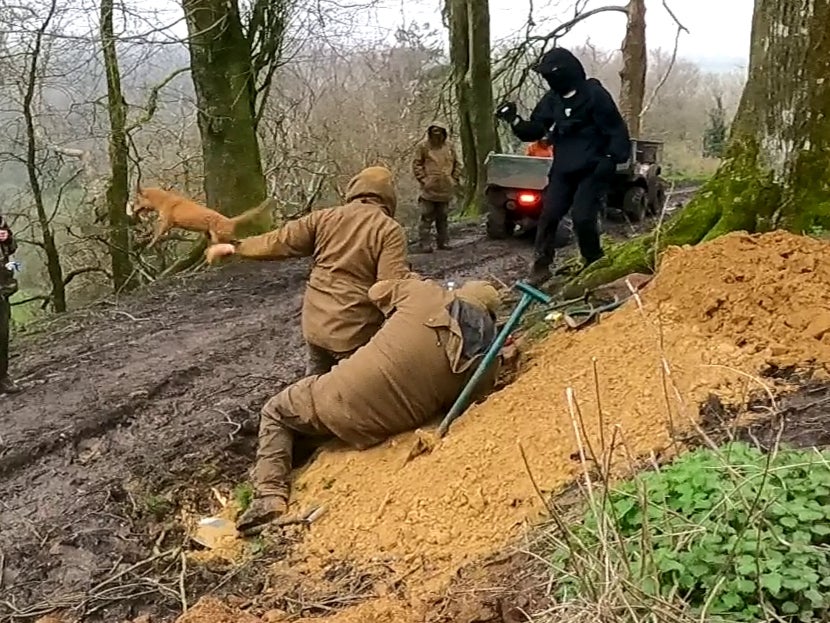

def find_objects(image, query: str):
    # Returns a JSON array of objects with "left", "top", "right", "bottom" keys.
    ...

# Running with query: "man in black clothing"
[
  {"left": 496, "top": 47, "right": 630, "bottom": 284},
  {"left": 0, "top": 212, "right": 20, "bottom": 394}
]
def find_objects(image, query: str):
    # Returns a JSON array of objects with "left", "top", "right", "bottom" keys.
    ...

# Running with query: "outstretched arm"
[
  {"left": 510, "top": 92, "right": 557, "bottom": 143},
  {"left": 233, "top": 211, "right": 321, "bottom": 260}
]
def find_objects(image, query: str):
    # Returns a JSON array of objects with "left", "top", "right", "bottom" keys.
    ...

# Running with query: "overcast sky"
[
  {"left": 363, "top": 0, "right": 753, "bottom": 69},
  {"left": 144, "top": 0, "right": 753, "bottom": 70}
]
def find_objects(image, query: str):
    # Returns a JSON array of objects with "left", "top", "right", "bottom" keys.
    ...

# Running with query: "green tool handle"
[{"left": 437, "top": 294, "right": 533, "bottom": 437}]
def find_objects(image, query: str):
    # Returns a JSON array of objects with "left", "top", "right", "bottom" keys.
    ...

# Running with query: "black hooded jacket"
[{"left": 511, "top": 48, "right": 631, "bottom": 175}]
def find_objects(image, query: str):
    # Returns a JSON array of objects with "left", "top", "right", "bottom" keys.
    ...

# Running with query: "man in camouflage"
[{"left": 0, "top": 212, "right": 20, "bottom": 394}]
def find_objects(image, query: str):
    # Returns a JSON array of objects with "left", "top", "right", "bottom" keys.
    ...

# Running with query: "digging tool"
[
  {"left": 562, "top": 297, "right": 626, "bottom": 329},
  {"left": 436, "top": 281, "right": 552, "bottom": 438}
]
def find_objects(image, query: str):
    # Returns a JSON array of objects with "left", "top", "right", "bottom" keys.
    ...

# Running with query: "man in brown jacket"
[
  {"left": 236, "top": 278, "right": 502, "bottom": 533},
  {"left": 412, "top": 122, "right": 461, "bottom": 253},
  {"left": 207, "top": 166, "right": 416, "bottom": 375}
]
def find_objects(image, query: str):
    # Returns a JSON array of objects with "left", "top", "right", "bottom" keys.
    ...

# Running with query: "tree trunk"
[
  {"left": 100, "top": 0, "right": 134, "bottom": 292},
  {"left": 448, "top": 0, "right": 477, "bottom": 212},
  {"left": 466, "top": 0, "right": 497, "bottom": 212},
  {"left": 181, "top": 0, "right": 269, "bottom": 233},
  {"left": 571, "top": 0, "right": 830, "bottom": 293},
  {"left": 618, "top": 0, "right": 646, "bottom": 138},
  {"left": 23, "top": 0, "right": 66, "bottom": 312}
]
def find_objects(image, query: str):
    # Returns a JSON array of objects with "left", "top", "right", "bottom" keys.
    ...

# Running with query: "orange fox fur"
[{"left": 132, "top": 187, "right": 269, "bottom": 247}]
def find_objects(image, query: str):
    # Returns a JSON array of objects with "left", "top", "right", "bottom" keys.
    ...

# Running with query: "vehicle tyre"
[
  {"left": 485, "top": 192, "right": 514, "bottom": 239},
  {"left": 622, "top": 186, "right": 648, "bottom": 222},
  {"left": 554, "top": 216, "right": 574, "bottom": 248},
  {"left": 651, "top": 178, "right": 668, "bottom": 215}
]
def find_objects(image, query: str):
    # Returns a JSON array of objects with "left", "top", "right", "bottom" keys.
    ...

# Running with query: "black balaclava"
[{"left": 532, "top": 47, "right": 587, "bottom": 95}]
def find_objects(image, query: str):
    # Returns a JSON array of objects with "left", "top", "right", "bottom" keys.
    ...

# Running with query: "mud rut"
[{"left": 0, "top": 213, "right": 686, "bottom": 622}]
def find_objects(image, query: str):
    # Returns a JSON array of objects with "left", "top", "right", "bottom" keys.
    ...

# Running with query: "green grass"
[
  {"left": 233, "top": 482, "right": 254, "bottom": 513},
  {"left": 538, "top": 442, "right": 830, "bottom": 622},
  {"left": 9, "top": 289, "right": 43, "bottom": 327}
]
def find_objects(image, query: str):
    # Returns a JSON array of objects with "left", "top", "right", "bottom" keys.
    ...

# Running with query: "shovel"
[{"left": 562, "top": 297, "right": 626, "bottom": 329}]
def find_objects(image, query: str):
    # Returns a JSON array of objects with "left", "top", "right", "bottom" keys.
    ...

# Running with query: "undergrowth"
[{"left": 542, "top": 443, "right": 830, "bottom": 622}]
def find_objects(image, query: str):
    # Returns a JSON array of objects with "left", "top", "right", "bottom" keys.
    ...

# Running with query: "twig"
[
  {"left": 178, "top": 551, "right": 188, "bottom": 613},
  {"left": 111, "top": 310, "right": 147, "bottom": 322},
  {"left": 639, "top": 0, "right": 689, "bottom": 119}
]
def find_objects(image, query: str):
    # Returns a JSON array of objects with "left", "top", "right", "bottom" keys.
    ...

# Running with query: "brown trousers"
[
  {"left": 418, "top": 199, "right": 449, "bottom": 248},
  {"left": 305, "top": 342, "right": 354, "bottom": 376},
  {"left": 252, "top": 391, "right": 334, "bottom": 500}
]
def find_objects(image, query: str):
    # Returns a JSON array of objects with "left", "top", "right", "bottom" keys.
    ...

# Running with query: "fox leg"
[{"left": 147, "top": 214, "right": 172, "bottom": 248}]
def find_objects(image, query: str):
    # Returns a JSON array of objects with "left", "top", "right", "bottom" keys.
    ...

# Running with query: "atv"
[{"left": 484, "top": 139, "right": 667, "bottom": 240}]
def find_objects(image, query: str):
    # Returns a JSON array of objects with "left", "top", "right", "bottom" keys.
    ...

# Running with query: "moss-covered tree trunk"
[
  {"left": 181, "top": 0, "right": 268, "bottom": 233},
  {"left": 618, "top": 0, "right": 646, "bottom": 138},
  {"left": 573, "top": 0, "right": 830, "bottom": 292},
  {"left": 24, "top": 0, "right": 66, "bottom": 312},
  {"left": 466, "top": 0, "right": 497, "bottom": 212},
  {"left": 100, "top": 0, "right": 134, "bottom": 291},
  {"left": 448, "top": 0, "right": 496, "bottom": 214},
  {"left": 448, "top": 0, "right": 477, "bottom": 212}
]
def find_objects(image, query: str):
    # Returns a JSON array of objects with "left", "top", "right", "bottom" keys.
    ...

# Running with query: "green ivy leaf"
[
  {"left": 781, "top": 601, "right": 799, "bottom": 615},
  {"left": 804, "top": 588, "right": 825, "bottom": 608},
  {"left": 735, "top": 578, "right": 756, "bottom": 594},
  {"left": 720, "top": 592, "right": 743, "bottom": 610},
  {"left": 810, "top": 523, "right": 830, "bottom": 536},
  {"left": 760, "top": 573, "right": 782, "bottom": 596}
]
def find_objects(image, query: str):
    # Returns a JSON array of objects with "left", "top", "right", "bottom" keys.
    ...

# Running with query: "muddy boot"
[
  {"left": 527, "top": 260, "right": 552, "bottom": 287},
  {"left": 437, "top": 242, "right": 452, "bottom": 251},
  {"left": 0, "top": 376, "right": 20, "bottom": 395},
  {"left": 236, "top": 494, "right": 288, "bottom": 536}
]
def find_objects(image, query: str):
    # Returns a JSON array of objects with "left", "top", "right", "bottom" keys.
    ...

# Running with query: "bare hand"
[
  {"left": 0, "top": 229, "right": 8, "bottom": 242},
  {"left": 206, "top": 243, "right": 236, "bottom": 264}
]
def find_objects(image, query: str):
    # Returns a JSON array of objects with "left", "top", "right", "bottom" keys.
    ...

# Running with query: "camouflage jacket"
[{"left": 0, "top": 215, "right": 18, "bottom": 297}]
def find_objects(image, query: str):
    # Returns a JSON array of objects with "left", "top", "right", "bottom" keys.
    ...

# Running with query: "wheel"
[
  {"left": 651, "top": 181, "right": 667, "bottom": 215},
  {"left": 553, "top": 216, "right": 574, "bottom": 248},
  {"left": 622, "top": 186, "right": 648, "bottom": 222},
  {"left": 485, "top": 190, "right": 514, "bottom": 239}
]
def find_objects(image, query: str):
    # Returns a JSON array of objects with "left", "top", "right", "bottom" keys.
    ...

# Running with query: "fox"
[{"left": 130, "top": 186, "right": 272, "bottom": 247}]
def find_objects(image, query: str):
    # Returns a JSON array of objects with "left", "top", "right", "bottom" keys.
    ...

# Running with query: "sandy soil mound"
[{"left": 274, "top": 230, "right": 830, "bottom": 620}]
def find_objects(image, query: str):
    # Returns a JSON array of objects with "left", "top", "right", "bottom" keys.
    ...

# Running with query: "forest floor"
[{"left": 0, "top": 187, "right": 715, "bottom": 623}]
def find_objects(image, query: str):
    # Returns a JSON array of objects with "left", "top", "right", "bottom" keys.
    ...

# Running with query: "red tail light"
[{"left": 517, "top": 192, "right": 540, "bottom": 206}]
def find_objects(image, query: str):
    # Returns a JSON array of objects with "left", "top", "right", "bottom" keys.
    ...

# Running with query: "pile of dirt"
[
  {"left": 653, "top": 230, "right": 830, "bottom": 366},
  {"left": 259, "top": 230, "right": 830, "bottom": 621}
]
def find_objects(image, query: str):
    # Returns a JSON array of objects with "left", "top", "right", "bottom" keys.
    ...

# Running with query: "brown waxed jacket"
[
  {"left": 268, "top": 279, "right": 501, "bottom": 449},
  {"left": 234, "top": 167, "right": 416, "bottom": 354},
  {"left": 412, "top": 122, "right": 461, "bottom": 203}
]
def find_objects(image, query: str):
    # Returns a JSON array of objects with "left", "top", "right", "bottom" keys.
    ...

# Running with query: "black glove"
[{"left": 495, "top": 101, "right": 518, "bottom": 123}]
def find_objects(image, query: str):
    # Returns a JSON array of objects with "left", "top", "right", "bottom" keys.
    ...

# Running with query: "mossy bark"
[
  {"left": 448, "top": 0, "right": 496, "bottom": 215},
  {"left": 181, "top": 0, "right": 269, "bottom": 235},
  {"left": 100, "top": 0, "right": 135, "bottom": 292},
  {"left": 571, "top": 0, "right": 830, "bottom": 293}
]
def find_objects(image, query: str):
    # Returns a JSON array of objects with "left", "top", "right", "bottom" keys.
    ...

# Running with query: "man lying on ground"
[
  {"left": 206, "top": 166, "right": 416, "bottom": 375},
  {"left": 237, "top": 278, "right": 502, "bottom": 534}
]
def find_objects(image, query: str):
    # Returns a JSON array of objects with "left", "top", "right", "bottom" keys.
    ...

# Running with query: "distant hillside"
[{"left": 693, "top": 56, "right": 747, "bottom": 74}]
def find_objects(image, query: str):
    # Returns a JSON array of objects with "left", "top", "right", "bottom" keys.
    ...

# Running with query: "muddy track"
[{"left": 0, "top": 210, "right": 688, "bottom": 621}]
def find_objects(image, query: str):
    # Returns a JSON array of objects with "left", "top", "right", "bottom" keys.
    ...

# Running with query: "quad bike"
[{"left": 484, "top": 139, "right": 668, "bottom": 241}]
